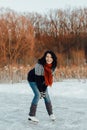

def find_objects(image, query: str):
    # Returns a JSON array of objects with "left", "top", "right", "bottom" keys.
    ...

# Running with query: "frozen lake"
[{"left": 0, "top": 79, "right": 87, "bottom": 130}]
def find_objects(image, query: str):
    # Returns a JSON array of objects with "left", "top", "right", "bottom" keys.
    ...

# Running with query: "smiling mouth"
[{"left": 47, "top": 61, "right": 52, "bottom": 63}]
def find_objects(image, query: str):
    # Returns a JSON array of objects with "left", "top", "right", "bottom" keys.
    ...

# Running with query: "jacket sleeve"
[{"left": 35, "top": 63, "right": 47, "bottom": 92}]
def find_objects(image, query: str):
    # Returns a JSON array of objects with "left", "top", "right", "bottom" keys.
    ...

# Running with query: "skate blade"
[
  {"left": 51, "top": 119, "right": 56, "bottom": 121},
  {"left": 28, "top": 118, "right": 39, "bottom": 124}
]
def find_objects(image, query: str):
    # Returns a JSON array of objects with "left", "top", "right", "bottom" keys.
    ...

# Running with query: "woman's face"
[{"left": 45, "top": 53, "right": 53, "bottom": 64}]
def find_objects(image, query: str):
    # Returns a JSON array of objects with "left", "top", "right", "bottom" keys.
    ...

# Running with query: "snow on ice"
[{"left": 0, "top": 79, "right": 87, "bottom": 130}]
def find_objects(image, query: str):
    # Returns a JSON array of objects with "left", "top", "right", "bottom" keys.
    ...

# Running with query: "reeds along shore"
[{"left": 0, "top": 64, "right": 87, "bottom": 83}]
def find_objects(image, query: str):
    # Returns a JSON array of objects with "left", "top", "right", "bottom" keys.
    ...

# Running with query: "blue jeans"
[{"left": 29, "top": 82, "right": 51, "bottom": 105}]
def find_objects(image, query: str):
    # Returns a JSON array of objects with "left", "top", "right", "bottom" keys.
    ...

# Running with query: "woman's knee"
[
  {"left": 32, "top": 93, "right": 40, "bottom": 104},
  {"left": 44, "top": 92, "right": 51, "bottom": 103},
  {"left": 35, "top": 92, "right": 40, "bottom": 99}
]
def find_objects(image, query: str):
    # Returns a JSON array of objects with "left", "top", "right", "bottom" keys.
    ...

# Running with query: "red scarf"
[{"left": 44, "top": 64, "right": 53, "bottom": 86}]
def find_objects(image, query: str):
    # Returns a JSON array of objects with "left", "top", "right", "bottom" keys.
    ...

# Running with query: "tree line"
[{"left": 0, "top": 7, "right": 87, "bottom": 68}]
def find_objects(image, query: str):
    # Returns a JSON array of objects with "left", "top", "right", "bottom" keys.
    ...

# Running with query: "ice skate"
[
  {"left": 28, "top": 116, "right": 39, "bottom": 123},
  {"left": 49, "top": 114, "right": 56, "bottom": 121}
]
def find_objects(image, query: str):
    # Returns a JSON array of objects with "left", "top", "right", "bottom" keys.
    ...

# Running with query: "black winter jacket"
[{"left": 27, "top": 63, "right": 47, "bottom": 92}]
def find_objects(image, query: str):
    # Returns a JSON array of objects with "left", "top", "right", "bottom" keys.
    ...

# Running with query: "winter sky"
[{"left": 0, "top": 0, "right": 87, "bottom": 14}]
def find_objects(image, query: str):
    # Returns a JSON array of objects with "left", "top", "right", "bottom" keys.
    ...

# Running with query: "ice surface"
[{"left": 0, "top": 79, "right": 87, "bottom": 130}]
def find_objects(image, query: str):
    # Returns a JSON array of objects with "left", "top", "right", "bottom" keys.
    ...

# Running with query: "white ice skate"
[
  {"left": 49, "top": 114, "right": 56, "bottom": 121},
  {"left": 28, "top": 116, "right": 39, "bottom": 123}
]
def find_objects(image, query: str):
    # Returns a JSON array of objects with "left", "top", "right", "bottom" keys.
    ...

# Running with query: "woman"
[{"left": 27, "top": 50, "right": 57, "bottom": 122}]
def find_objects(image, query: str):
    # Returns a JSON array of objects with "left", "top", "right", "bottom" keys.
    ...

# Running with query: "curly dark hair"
[{"left": 38, "top": 50, "right": 57, "bottom": 71}]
